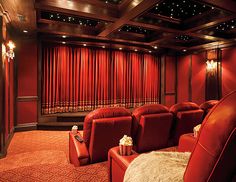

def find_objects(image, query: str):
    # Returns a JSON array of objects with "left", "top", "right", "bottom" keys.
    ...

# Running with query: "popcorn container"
[
  {"left": 119, "top": 135, "right": 133, "bottom": 156},
  {"left": 72, "top": 125, "right": 78, "bottom": 135},
  {"left": 126, "top": 145, "right": 132, "bottom": 156},
  {"left": 119, "top": 144, "right": 124, "bottom": 156},
  {"left": 119, "top": 144, "right": 133, "bottom": 156}
]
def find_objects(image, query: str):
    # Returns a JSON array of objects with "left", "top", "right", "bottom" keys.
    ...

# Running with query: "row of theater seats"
[{"left": 69, "top": 100, "right": 218, "bottom": 166}]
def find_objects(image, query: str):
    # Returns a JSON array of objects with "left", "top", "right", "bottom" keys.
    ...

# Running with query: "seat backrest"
[
  {"left": 132, "top": 104, "right": 173, "bottom": 153},
  {"left": 200, "top": 100, "right": 219, "bottom": 118},
  {"left": 170, "top": 102, "right": 204, "bottom": 145},
  {"left": 184, "top": 91, "right": 236, "bottom": 182},
  {"left": 83, "top": 107, "right": 132, "bottom": 163},
  {"left": 89, "top": 116, "right": 132, "bottom": 163}
]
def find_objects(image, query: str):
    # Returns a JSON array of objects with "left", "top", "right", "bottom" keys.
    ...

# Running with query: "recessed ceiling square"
[
  {"left": 119, "top": 25, "right": 155, "bottom": 35},
  {"left": 41, "top": 11, "right": 103, "bottom": 27},
  {"left": 149, "top": 0, "right": 213, "bottom": 20}
]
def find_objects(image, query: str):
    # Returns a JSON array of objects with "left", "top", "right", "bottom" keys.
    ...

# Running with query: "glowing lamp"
[
  {"left": 206, "top": 60, "right": 217, "bottom": 74},
  {"left": 6, "top": 40, "right": 15, "bottom": 61}
]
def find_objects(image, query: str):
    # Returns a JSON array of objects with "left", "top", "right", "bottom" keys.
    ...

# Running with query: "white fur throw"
[{"left": 124, "top": 151, "right": 191, "bottom": 182}]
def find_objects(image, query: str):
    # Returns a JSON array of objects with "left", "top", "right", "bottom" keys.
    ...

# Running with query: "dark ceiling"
[{"left": 1, "top": 0, "right": 236, "bottom": 54}]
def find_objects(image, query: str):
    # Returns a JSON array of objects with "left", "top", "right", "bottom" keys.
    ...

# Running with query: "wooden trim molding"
[
  {"left": 14, "top": 122, "right": 37, "bottom": 132},
  {"left": 165, "top": 92, "right": 175, "bottom": 95},
  {"left": 0, "top": 128, "right": 14, "bottom": 159},
  {"left": 17, "top": 96, "right": 38, "bottom": 102}
]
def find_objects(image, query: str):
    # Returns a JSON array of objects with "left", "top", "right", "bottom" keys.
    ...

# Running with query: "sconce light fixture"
[
  {"left": 6, "top": 40, "right": 15, "bottom": 61},
  {"left": 206, "top": 60, "right": 217, "bottom": 74}
]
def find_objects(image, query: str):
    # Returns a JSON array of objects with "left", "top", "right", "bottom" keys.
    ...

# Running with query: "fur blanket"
[{"left": 124, "top": 151, "right": 191, "bottom": 182}]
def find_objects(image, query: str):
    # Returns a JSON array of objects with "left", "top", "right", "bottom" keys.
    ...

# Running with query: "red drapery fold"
[{"left": 42, "top": 45, "right": 159, "bottom": 114}]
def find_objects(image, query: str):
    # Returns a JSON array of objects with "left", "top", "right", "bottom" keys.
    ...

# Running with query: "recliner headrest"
[
  {"left": 133, "top": 104, "right": 169, "bottom": 119},
  {"left": 170, "top": 102, "right": 200, "bottom": 115},
  {"left": 200, "top": 100, "right": 219, "bottom": 111},
  {"left": 85, "top": 107, "right": 131, "bottom": 122}
]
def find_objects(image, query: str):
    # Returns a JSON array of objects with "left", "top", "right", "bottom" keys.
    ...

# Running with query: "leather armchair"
[
  {"left": 169, "top": 102, "right": 204, "bottom": 145},
  {"left": 69, "top": 107, "right": 132, "bottom": 166},
  {"left": 132, "top": 104, "right": 173, "bottom": 153},
  {"left": 109, "top": 91, "right": 236, "bottom": 182}
]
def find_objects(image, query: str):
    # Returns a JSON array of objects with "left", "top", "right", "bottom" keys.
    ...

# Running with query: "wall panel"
[
  {"left": 177, "top": 55, "right": 190, "bottom": 103},
  {"left": 164, "top": 56, "right": 176, "bottom": 107},
  {"left": 17, "top": 39, "right": 38, "bottom": 125},
  {"left": 17, "top": 101, "right": 37, "bottom": 124},
  {"left": 222, "top": 47, "right": 236, "bottom": 97},
  {"left": 192, "top": 52, "right": 206, "bottom": 105}
]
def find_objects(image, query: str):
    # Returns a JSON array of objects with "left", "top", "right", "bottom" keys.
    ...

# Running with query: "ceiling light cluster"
[
  {"left": 119, "top": 25, "right": 153, "bottom": 35},
  {"left": 41, "top": 11, "right": 101, "bottom": 27},
  {"left": 175, "top": 35, "right": 192, "bottom": 41},
  {"left": 149, "top": 0, "right": 212, "bottom": 20},
  {"left": 215, "top": 19, "right": 236, "bottom": 31},
  {"left": 59, "top": 40, "right": 153, "bottom": 53}
]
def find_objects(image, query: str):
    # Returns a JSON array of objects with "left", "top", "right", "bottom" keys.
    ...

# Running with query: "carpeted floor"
[{"left": 0, "top": 130, "right": 109, "bottom": 182}]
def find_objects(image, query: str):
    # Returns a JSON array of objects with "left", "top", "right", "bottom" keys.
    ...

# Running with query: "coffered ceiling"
[{"left": 1, "top": 0, "right": 236, "bottom": 54}]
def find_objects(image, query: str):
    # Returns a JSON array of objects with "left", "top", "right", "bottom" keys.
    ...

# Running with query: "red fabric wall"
[
  {"left": 17, "top": 39, "right": 38, "bottom": 124},
  {"left": 222, "top": 47, "right": 236, "bottom": 97},
  {"left": 41, "top": 46, "right": 159, "bottom": 114},
  {"left": 192, "top": 52, "right": 206, "bottom": 105},
  {"left": 177, "top": 55, "right": 190, "bottom": 103}
]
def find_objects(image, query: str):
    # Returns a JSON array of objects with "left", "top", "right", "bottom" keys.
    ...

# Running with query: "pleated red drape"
[{"left": 42, "top": 45, "right": 159, "bottom": 114}]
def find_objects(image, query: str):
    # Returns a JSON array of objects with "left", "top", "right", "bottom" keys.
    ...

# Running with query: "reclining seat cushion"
[
  {"left": 169, "top": 102, "right": 204, "bottom": 145},
  {"left": 184, "top": 91, "right": 236, "bottom": 182},
  {"left": 89, "top": 116, "right": 132, "bottom": 163},
  {"left": 132, "top": 104, "right": 169, "bottom": 139},
  {"left": 175, "top": 110, "right": 203, "bottom": 137},
  {"left": 136, "top": 113, "right": 173, "bottom": 152},
  {"left": 83, "top": 107, "right": 131, "bottom": 148}
]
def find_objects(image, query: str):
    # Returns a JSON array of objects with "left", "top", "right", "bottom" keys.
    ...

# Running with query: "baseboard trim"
[
  {"left": 14, "top": 122, "right": 37, "bottom": 132},
  {"left": 0, "top": 128, "right": 14, "bottom": 159}
]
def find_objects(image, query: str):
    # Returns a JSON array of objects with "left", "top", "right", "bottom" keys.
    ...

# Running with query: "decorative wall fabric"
[{"left": 42, "top": 45, "right": 159, "bottom": 114}]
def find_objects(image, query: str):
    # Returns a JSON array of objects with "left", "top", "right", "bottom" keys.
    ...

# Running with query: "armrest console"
[
  {"left": 69, "top": 132, "right": 89, "bottom": 167},
  {"left": 178, "top": 133, "right": 197, "bottom": 152},
  {"left": 108, "top": 146, "right": 138, "bottom": 182}
]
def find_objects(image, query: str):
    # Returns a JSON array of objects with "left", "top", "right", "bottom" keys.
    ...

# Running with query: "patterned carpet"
[{"left": 0, "top": 130, "right": 109, "bottom": 182}]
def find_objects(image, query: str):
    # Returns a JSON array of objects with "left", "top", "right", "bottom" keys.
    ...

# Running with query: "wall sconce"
[
  {"left": 206, "top": 60, "right": 217, "bottom": 75},
  {"left": 5, "top": 40, "right": 15, "bottom": 62}
]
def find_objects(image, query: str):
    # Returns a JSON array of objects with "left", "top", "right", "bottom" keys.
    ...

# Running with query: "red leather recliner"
[
  {"left": 178, "top": 100, "right": 219, "bottom": 152},
  {"left": 169, "top": 102, "right": 204, "bottom": 145},
  {"left": 200, "top": 100, "right": 219, "bottom": 118},
  {"left": 109, "top": 91, "right": 236, "bottom": 182},
  {"left": 132, "top": 104, "right": 173, "bottom": 153},
  {"left": 69, "top": 107, "right": 132, "bottom": 166}
]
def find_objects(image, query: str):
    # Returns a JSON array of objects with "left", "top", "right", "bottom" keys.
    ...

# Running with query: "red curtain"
[{"left": 42, "top": 45, "right": 159, "bottom": 114}]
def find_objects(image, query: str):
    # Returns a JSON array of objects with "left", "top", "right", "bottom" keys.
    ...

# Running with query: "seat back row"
[{"left": 82, "top": 100, "right": 218, "bottom": 163}]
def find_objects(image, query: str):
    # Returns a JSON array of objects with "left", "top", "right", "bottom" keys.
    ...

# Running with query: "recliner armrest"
[
  {"left": 69, "top": 132, "right": 89, "bottom": 167},
  {"left": 108, "top": 146, "right": 138, "bottom": 182},
  {"left": 178, "top": 133, "right": 197, "bottom": 152}
]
